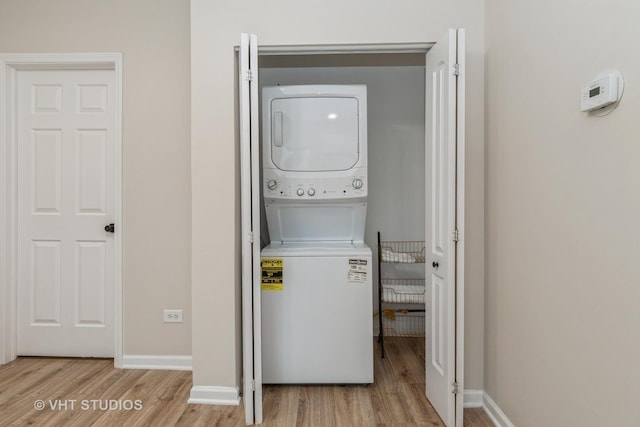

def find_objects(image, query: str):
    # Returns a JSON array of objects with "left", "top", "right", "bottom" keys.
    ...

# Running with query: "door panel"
[
  {"left": 32, "top": 130, "right": 62, "bottom": 213},
  {"left": 431, "top": 63, "right": 446, "bottom": 258},
  {"left": 240, "top": 32, "right": 263, "bottom": 425},
  {"left": 31, "top": 240, "right": 62, "bottom": 324},
  {"left": 425, "top": 29, "right": 461, "bottom": 427},
  {"left": 249, "top": 32, "right": 264, "bottom": 425},
  {"left": 76, "top": 241, "right": 107, "bottom": 325},
  {"left": 17, "top": 69, "right": 115, "bottom": 357},
  {"left": 431, "top": 273, "right": 445, "bottom": 375},
  {"left": 77, "top": 130, "right": 107, "bottom": 214}
]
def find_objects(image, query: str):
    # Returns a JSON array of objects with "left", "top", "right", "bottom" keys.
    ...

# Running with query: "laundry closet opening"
[
  {"left": 257, "top": 50, "right": 429, "bottom": 351},
  {"left": 239, "top": 33, "right": 464, "bottom": 424}
]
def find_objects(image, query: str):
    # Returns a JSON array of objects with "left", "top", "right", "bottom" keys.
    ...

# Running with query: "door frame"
[
  {"left": 454, "top": 29, "right": 466, "bottom": 427},
  {"left": 240, "top": 39, "right": 464, "bottom": 425},
  {"left": 0, "top": 53, "right": 123, "bottom": 367}
]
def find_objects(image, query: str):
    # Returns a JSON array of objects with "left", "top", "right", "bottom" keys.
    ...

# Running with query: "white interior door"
[
  {"left": 240, "top": 32, "right": 263, "bottom": 425},
  {"left": 425, "top": 28, "right": 465, "bottom": 427},
  {"left": 16, "top": 69, "right": 116, "bottom": 357}
]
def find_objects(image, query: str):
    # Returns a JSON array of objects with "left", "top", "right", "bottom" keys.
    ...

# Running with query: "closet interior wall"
[{"left": 259, "top": 53, "right": 427, "bottom": 333}]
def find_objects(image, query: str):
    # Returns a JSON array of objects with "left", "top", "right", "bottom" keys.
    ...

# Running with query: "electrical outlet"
[{"left": 163, "top": 309, "right": 183, "bottom": 323}]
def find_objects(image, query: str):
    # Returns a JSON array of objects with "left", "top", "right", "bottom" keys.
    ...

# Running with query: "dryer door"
[{"left": 270, "top": 96, "right": 360, "bottom": 171}]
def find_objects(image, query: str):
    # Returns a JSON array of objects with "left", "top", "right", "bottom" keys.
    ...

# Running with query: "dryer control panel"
[{"left": 263, "top": 169, "right": 367, "bottom": 201}]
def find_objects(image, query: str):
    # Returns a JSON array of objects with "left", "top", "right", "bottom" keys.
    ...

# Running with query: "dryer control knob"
[
  {"left": 266, "top": 179, "right": 278, "bottom": 190},
  {"left": 352, "top": 179, "right": 364, "bottom": 189},
  {"left": 296, "top": 188, "right": 305, "bottom": 196},
  {"left": 307, "top": 188, "right": 316, "bottom": 196}
]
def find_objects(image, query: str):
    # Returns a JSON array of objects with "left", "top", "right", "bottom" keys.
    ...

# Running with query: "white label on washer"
[{"left": 347, "top": 259, "right": 368, "bottom": 283}]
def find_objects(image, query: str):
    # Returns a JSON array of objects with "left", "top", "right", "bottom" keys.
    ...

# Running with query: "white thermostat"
[{"left": 580, "top": 72, "right": 623, "bottom": 112}]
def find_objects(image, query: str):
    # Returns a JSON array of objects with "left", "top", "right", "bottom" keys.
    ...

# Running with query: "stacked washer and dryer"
[{"left": 260, "top": 85, "right": 373, "bottom": 384}]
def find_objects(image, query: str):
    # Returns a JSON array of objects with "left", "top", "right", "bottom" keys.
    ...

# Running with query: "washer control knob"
[
  {"left": 352, "top": 178, "right": 364, "bottom": 189},
  {"left": 308, "top": 188, "right": 316, "bottom": 196},
  {"left": 296, "top": 188, "right": 305, "bottom": 196},
  {"left": 266, "top": 179, "right": 278, "bottom": 190}
]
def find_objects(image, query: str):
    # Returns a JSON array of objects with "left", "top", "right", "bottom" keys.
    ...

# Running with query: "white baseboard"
[
  {"left": 481, "top": 392, "right": 515, "bottom": 427},
  {"left": 463, "top": 389, "right": 484, "bottom": 408},
  {"left": 188, "top": 386, "right": 240, "bottom": 405},
  {"left": 121, "top": 355, "right": 192, "bottom": 371}
]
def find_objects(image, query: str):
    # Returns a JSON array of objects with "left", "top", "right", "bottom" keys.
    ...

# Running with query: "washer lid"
[
  {"left": 265, "top": 202, "right": 367, "bottom": 243},
  {"left": 262, "top": 241, "right": 371, "bottom": 257},
  {"left": 270, "top": 96, "right": 360, "bottom": 172}
]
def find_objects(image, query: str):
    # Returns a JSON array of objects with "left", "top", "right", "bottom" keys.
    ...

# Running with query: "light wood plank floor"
[{"left": 0, "top": 338, "right": 494, "bottom": 426}]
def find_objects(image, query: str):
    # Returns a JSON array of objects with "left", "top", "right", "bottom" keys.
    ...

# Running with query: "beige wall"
[
  {"left": 485, "top": 1, "right": 640, "bottom": 426},
  {"left": 0, "top": 0, "right": 192, "bottom": 356},
  {"left": 191, "top": 0, "right": 485, "bottom": 390}
]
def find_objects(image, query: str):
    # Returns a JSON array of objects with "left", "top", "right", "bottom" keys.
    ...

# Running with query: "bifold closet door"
[
  {"left": 239, "top": 32, "right": 263, "bottom": 425},
  {"left": 425, "top": 28, "right": 465, "bottom": 427}
]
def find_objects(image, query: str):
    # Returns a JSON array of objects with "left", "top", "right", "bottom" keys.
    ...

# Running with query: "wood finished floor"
[{"left": 0, "top": 337, "right": 494, "bottom": 426}]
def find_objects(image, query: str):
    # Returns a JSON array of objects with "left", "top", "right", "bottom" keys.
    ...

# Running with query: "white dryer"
[{"left": 260, "top": 85, "right": 373, "bottom": 384}]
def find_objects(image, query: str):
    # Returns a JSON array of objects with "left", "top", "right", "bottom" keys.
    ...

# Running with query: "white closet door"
[
  {"left": 425, "top": 28, "right": 465, "bottom": 427},
  {"left": 240, "top": 32, "right": 263, "bottom": 425}
]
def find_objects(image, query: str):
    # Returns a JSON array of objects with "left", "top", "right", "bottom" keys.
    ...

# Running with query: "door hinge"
[
  {"left": 245, "top": 69, "right": 254, "bottom": 81},
  {"left": 452, "top": 382, "right": 459, "bottom": 395},
  {"left": 452, "top": 229, "right": 459, "bottom": 242},
  {"left": 248, "top": 231, "right": 254, "bottom": 243},
  {"left": 453, "top": 63, "right": 460, "bottom": 76},
  {"left": 249, "top": 379, "right": 255, "bottom": 391}
]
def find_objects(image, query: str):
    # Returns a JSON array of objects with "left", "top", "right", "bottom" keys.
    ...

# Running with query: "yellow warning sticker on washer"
[{"left": 261, "top": 258, "right": 283, "bottom": 291}]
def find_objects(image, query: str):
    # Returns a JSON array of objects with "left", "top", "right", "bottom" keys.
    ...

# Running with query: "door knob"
[
  {"left": 104, "top": 223, "right": 115, "bottom": 233},
  {"left": 432, "top": 261, "right": 439, "bottom": 269}
]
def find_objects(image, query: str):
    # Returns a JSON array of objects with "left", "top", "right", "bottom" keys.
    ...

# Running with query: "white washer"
[
  {"left": 260, "top": 85, "right": 373, "bottom": 384},
  {"left": 261, "top": 242, "right": 372, "bottom": 384}
]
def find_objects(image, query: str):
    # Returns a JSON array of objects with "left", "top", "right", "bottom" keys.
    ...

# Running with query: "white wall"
[
  {"left": 0, "top": 0, "right": 192, "bottom": 357},
  {"left": 485, "top": 1, "right": 640, "bottom": 425},
  {"left": 191, "top": 0, "right": 485, "bottom": 391}
]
